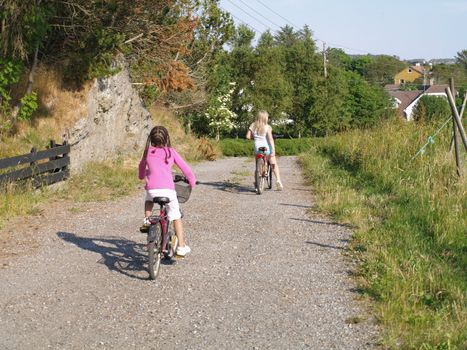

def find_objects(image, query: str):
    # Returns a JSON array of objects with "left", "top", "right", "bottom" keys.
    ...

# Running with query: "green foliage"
[
  {"left": 17, "top": 92, "right": 38, "bottom": 121},
  {"left": 413, "top": 95, "right": 451, "bottom": 122},
  {"left": 0, "top": 59, "right": 23, "bottom": 110},
  {"left": 300, "top": 120, "right": 466, "bottom": 349},
  {"left": 219, "top": 137, "right": 313, "bottom": 156},
  {"left": 455, "top": 49, "right": 467, "bottom": 70},
  {"left": 431, "top": 64, "right": 467, "bottom": 85}
]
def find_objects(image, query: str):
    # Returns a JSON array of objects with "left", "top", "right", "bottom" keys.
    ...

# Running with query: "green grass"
[
  {"left": 219, "top": 137, "right": 313, "bottom": 157},
  {"left": 0, "top": 157, "right": 141, "bottom": 228},
  {"left": 299, "top": 117, "right": 466, "bottom": 349}
]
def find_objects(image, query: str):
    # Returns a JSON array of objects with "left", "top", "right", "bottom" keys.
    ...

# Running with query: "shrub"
[{"left": 219, "top": 137, "right": 313, "bottom": 157}]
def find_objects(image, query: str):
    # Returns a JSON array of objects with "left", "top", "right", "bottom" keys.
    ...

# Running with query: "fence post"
[{"left": 449, "top": 79, "right": 462, "bottom": 177}]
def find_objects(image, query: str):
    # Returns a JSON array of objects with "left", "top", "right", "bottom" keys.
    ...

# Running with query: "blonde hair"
[{"left": 252, "top": 110, "right": 269, "bottom": 135}]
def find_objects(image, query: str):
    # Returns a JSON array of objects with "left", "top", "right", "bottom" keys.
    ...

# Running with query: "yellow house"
[{"left": 394, "top": 65, "right": 426, "bottom": 84}]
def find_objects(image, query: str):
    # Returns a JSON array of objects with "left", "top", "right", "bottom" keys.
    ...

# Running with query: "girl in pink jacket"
[{"left": 138, "top": 126, "right": 196, "bottom": 256}]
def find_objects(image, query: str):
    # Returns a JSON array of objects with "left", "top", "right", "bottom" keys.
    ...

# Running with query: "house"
[
  {"left": 385, "top": 84, "right": 453, "bottom": 121},
  {"left": 394, "top": 64, "right": 427, "bottom": 84}
]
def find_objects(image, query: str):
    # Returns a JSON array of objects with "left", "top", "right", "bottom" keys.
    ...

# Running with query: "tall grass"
[{"left": 300, "top": 117, "right": 466, "bottom": 349}]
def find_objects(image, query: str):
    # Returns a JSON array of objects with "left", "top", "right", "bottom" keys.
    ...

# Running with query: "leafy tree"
[
  {"left": 228, "top": 25, "right": 256, "bottom": 132},
  {"left": 327, "top": 48, "right": 352, "bottom": 70},
  {"left": 456, "top": 49, "right": 467, "bottom": 70},
  {"left": 250, "top": 33, "right": 292, "bottom": 123},
  {"left": 413, "top": 95, "right": 451, "bottom": 122},
  {"left": 308, "top": 67, "right": 351, "bottom": 135},
  {"left": 280, "top": 26, "right": 320, "bottom": 137},
  {"left": 349, "top": 55, "right": 373, "bottom": 76},
  {"left": 275, "top": 25, "right": 300, "bottom": 48},
  {"left": 364, "top": 55, "right": 406, "bottom": 86},
  {"left": 346, "top": 71, "right": 391, "bottom": 128}
]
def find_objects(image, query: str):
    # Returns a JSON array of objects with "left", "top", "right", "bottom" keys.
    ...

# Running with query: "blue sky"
[{"left": 219, "top": 0, "right": 467, "bottom": 59}]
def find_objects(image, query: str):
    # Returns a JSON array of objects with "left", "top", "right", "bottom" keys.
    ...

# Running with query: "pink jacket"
[{"left": 138, "top": 146, "right": 196, "bottom": 190}]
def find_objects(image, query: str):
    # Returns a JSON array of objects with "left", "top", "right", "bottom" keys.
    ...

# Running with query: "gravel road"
[{"left": 0, "top": 156, "right": 378, "bottom": 349}]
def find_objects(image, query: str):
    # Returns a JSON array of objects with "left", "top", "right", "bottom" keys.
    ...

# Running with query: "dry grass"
[
  {"left": 1, "top": 65, "right": 89, "bottom": 158},
  {"left": 149, "top": 106, "right": 220, "bottom": 161}
]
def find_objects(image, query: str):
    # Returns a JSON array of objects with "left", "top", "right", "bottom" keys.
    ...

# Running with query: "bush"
[{"left": 219, "top": 137, "right": 313, "bottom": 157}]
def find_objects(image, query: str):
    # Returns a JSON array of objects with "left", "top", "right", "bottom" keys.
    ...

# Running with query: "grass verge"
[{"left": 299, "top": 117, "right": 466, "bottom": 349}]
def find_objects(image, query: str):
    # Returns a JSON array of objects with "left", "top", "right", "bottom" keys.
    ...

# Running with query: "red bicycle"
[
  {"left": 255, "top": 146, "right": 272, "bottom": 194},
  {"left": 144, "top": 175, "right": 194, "bottom": 280}
]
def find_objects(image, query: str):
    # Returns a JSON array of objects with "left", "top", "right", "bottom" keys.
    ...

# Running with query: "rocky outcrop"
[{"left": 64, "top": 61, "right": 152, "bottom": 173}]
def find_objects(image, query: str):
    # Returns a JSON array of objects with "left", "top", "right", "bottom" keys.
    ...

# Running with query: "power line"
[
  {"left": 253, "top": 0, "right": 297, "bottom": 27},
  {"left": 242, "top": 0, "right": 378, "bottom": 55},
  {"left": 224, "top": 0, "right": 270, "bottom": 30},
  {"left": 223, "top": 9, "right": 263, "bottom": 34},
  {"left": 235, "top": 0, "right": 283, "bottom": 29}
]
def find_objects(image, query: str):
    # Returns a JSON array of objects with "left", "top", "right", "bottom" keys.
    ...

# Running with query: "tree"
[
  {"left": 228, "top": 25, "right": 256, "bottom": 132},
  {"left": 364, "top": 55, "right": 405, "bottom": 86},
  {"left": 308, "top": 67, "right": 351, "bottom": 135},
  {"left": 456, "top": 49, "right": 467, "bottom": 70},
  {"left": 412, "top": 95, "right": 451, "bottom": 122},
  {"left": 279, "top": 26, "right": 320, "bottom": 137},
  {"left": 346, "top": 71, "right": 391, "bottom": 128}
]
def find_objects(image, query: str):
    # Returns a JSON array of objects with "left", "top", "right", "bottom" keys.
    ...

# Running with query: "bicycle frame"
[
  {"left": 255, "top": 152, "right": 269, "bottom": 175},
  {"left": 148, "top": 205, "right": 171, "bottom": 252},
  {"left": 254, "top": 148, "right": 271, "bottom": 194}
]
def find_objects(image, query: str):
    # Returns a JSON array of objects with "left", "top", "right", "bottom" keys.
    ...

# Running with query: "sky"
[{"left": 219, "top": 0, "right": 467, "bottom": 60}]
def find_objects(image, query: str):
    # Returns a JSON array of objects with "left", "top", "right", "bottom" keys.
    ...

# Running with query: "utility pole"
[{"left": 323, "top": 42, "right": 328, "bottom": 78}]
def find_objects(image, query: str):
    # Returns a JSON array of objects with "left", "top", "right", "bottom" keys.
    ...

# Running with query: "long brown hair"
[{"left": 142, "top": 126, "right": 172, "bottom": 163}]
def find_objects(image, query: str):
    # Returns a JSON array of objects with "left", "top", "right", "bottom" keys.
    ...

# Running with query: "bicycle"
[
  {"left": 142, "top": 175, "right": 194, "bottom": 280},
  {"left": 255, "top": 146, "right": 272, "bottom": 194}
]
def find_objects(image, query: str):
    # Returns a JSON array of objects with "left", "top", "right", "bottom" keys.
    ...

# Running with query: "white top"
[{"left": 249, "top": 124, "right": 271, "bottom": 153}]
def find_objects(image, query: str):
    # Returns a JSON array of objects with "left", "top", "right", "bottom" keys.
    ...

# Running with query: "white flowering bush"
[{"left": 205, "top": 82, "right": 237, "bottom": 140}]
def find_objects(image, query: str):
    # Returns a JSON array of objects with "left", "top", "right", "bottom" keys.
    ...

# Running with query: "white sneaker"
[
  {"left": 139, "top": 217, "right": 151, "bottom": 232},
  {"left": 276, "top": 181, "right": 283, "bottom": 191},
  {"left": 176, "top": 245, "right": 191, "bottom": 257}
]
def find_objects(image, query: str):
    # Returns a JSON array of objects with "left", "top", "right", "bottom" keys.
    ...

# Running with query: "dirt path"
[{"left": 0, "top": 156, "right": 378, "bottom": 349}]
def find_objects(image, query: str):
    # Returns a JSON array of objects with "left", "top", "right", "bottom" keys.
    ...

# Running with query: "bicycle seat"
[
  {"left": 258, "top": 146, "right": 268, "bottom": 152},
  {"left": 153, "top": 197, "right": 170, "bottom": 205}
]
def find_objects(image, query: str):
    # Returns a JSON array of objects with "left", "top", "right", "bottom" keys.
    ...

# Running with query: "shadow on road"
[
  {"left": 199, "top": 181, "right": 255, "bottom": 195},
  {"left": 305, "top": 241, "right": 344, "bottom": 250},
  {"left": 280, "top": 203, "right": 313, "bottom": 209},
  {"left": 56, "top": 231, "right": 149, "bottom": 280},
  {"left": 290, "top": 217, "right": 351, "bottom": 228}
]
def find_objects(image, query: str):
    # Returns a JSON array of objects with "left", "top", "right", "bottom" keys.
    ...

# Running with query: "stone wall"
[{"left": 63, "top": 63, "right": 152, "bottom": 173}]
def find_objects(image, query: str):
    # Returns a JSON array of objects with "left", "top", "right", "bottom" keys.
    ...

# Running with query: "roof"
[
  {"left": 424, "top": 84, "right": 451, "bottom": 94},
  {"left": 387, "top": 90, "right": 423, "bottom": 111},
  {"left": 384, "top": 84, "right": 400, "bottom": 91},
  {"left": 409, "top": 65, "right": 426, "bottom": 74}
]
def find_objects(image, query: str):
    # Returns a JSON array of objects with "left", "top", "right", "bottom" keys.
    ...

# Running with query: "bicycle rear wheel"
[
  {"left": 148, "top": 222, "right": 162, "bottom": 280},
  {"left": 267, "top": 162, "right": 273, "bottom": 189},
  {"left": 255, "top": 157, "right": 264, "bottom": 194}
]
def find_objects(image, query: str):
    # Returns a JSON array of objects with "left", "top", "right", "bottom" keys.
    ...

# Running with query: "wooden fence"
[{"left": 0, "top": 141, "right": 70, "bottom": 188}]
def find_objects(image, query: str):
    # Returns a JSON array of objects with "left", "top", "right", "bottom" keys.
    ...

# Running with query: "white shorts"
[{"left": 144, "top": 189, "right": 181, "bottom": 221}]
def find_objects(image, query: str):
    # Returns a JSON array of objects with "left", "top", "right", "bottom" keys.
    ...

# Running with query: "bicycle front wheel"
[{"left": 148, "top": 222, "right": 162, "bottom": 280}]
